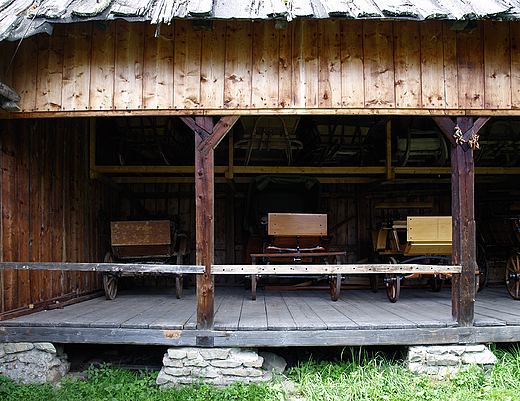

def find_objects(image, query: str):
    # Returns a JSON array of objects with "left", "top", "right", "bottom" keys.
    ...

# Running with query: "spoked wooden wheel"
[
  {"left": 330, "top": 273, "right": 341, "bottom": 301},
  {"left": 175, "top": 274, "right": 183, "bottom": 299},
  {"left": 476, "top": 243, "right": 489, "bottom": 292},
  {"left": 103, "top": 274, "right": 118, "bottom": 300},
  {"left": 385, "top": 257, "right": 401, "bottom": 303},
  {"left": 431, "top": 275, "right": 444, "bottom": 292},
  {"left": 103, "top": 252, "right": 119, "bottom": 300},
  {"left": 506, "top": 253, "right": 520, "bottom": 300},
  {"left": 370, "top": 274, "right": 379, "bottom": 293}
]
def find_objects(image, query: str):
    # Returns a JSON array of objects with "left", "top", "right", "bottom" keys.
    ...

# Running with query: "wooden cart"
[
  {"left": 103, "top": 220, "right": 189, "bottom": 300},
  {"left": 373, "top": 216, "right": 455, "bottom": 302},
  {"left": 248, "top": 213, "right": 346, "bottom": 301},
  {"left": 478, "top": 217, "right": 520, "bottom": 299}
]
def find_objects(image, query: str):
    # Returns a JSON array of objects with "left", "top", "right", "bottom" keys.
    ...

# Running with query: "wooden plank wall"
[
  {"left": 0, "top": 118, "right": 110, "bottom": 313},
  {"left": 1, "top": 20, "right": 518, "bottom": 114}
]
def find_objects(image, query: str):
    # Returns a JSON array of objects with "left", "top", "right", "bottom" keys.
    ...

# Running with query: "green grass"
[{"left": 2, "top": 345, "right": 520, "bottom": 400}]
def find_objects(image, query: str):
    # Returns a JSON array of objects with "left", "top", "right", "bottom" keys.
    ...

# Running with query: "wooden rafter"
[{"left": 433, "top": 116, "right": 490, "bottom": 151}]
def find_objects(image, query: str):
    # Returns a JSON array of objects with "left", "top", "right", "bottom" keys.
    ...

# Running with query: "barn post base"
[
  {"left": 406, "top": 344, "right": 497, "bottom": 378},
  {"left": 0, "top": 342, "right": 70, "bottom": 384},
  {"left": 157, "top": 347, "right": 286, "bottom": 387}
]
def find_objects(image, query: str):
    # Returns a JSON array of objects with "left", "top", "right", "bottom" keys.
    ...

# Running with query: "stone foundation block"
[
  {"left": 0, "top": 342, "right": 70, "bottom": 384},
  {"left": 407, "top": 344, "right": 497, "bottom": 378},
  {"left": 158, "top": 347, "right": 285, "bottom": 387}
]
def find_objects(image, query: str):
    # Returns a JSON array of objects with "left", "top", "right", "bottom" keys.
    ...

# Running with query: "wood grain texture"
[
  {"left": 394, "top": 21, "right": 421, "bottom": 108},
  {"left": 62, "top": 23, "right": 92, "bottom": 111},
  {"left": 174, "top": 20, "right": 201, "bottom": 109},
  {"left": 341, "top": 20, "right": 364, "bottom": 108},
  {"left": 11, "top": 36, "right": 38, "bottom": 112},
  {"left": 90, "top": 22, "right": 115, "bottom": 110},
  {"left": 292, "top": 19, "right": 319, "bottom": 108},
  {"left": 251, "top": 21, "right": 279, "bottom": 108},
  {"left": 421, "top": 21, "right": 445, "bottom": 108},
  {"left": 318, "top": 19, "right": 341, "bottom": 108},
  {"left": 143, "top": 23, "right": 174, "bottom": 110},
  {"left": 278, "top": 26, "right": 292, "bottom": 108},
  {"left": 36, "top": 25, "right": 64, "bottom": 111},
  {"left": 363, "top": 20, "right": 395, "bottom": 108},
  {"left": 224, "top": 20, "right": 252, "bottom": 108},
  {"left": 457, "top": 25, "right": 484, "bottom": 109},
  {"left": 483, "top": 21, "right": 511, "bottom": 109},
  {"left": 114, "top": 20, "right": 144, "bottom": 110},
  {"left": 201, "top": 20, "right": 226, "bottom": 109}
]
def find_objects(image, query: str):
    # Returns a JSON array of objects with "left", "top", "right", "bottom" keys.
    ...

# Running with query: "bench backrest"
[
  {"left": 268, "top": 213, "right": 327, "bottom": 236},
  {"left": 405, "top": 216, "right": 452, "bottom": 255}
]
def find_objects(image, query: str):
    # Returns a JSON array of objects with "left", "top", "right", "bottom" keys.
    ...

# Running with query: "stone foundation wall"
[
  {"left": 0, "top": 342, "right": 70, "bottom": 384},
  {"left": 407, "top": 344, "right": 497, "bottom": 378},
  {"left": 157, "top": 347, "right": 286, "bottom": 387}
]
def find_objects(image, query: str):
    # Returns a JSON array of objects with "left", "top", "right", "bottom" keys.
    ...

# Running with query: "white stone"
[
  {"left": 184, "top": 357, "right": 209, "bottom": 367},
  {"left": 425, "top": 352, "right": 460, "bottom": 366},
  {"left": 200, "top": 348, "right": 230, "bottom": 360},
  {"left": 186, "top": 350, "right": 200, "bottom": 360},
  {"left": 260, "top": 351, "right": 287, "bottom": 374},
  {"left": 229, "top": 348, "right": 259, "bottom": 363},
  {"left": 163, "top": 357, "right": 183, "bottom": 368},
  {"left": 462, "top": 349, "right": 497, "bottom": 365},
  {"left": 156, "top": 369, "right": 171, "bottom": 385},
  {"left": 243, "top": 356, "right": 264, "bottom": 368},
  {"left": 221, "top": 368, "right": 251, "bottom": 377},
  {"left": 191, "top": 367, "right": 220, "bottom": 378},
  {"left": 210, "top": 359, "right": 241, "bottom": 368},
  {"left": 167, "top": 348, "right": 187, "bottom": 360},
  {"left": 34, "top": 343, "right": 56, "bottom": 354},
  {"left": 4, "top": 343, "right": 34, "bottom": 354},
  {"left": 164, "top": 367, "right": 192, "bottom": 376},
  {"left": 464, "top": 344, "right": 486, "bottom": 353}
]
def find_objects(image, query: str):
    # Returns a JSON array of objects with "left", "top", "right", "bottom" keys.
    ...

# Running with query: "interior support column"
[
  {"left": 451, "top": 117, "right": 476, "bottom": 326},
  {"left": 194, "top": 117, "right": 215, "bottom": 330}
]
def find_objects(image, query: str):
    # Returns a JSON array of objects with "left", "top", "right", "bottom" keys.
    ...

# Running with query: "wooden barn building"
[{"left": 0, "top": 0, "right": 520, "bottom": 350}]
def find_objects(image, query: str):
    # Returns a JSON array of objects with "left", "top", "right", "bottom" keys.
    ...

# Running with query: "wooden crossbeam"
[{"left": 0, "top": 262, "right": 204, "bottom": 274}]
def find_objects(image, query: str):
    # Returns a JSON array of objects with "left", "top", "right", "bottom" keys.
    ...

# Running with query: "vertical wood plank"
[
  {"left": 2, "top": 125, "right": 18, "bottom": 311},
  {"left": 17, "top": 122, "right": 31, "bottom": 307},
  {"left": 29, "top": 121, "right": 42, "bottom": 300},
  {"left": 363, "top": 20, "right": 395, "bottom": 108},
  {"left": 62, "top": 120, "right": 72, "bottom": 293},
  {"left": 292, "top": 19, "right": 318, "bottom": 108},
  {"left": 394, "top": 21, "right": 421, "bottom": 108},
  {"left": 114, "top": 20, "right": 144, "bottom": 110},
  {"left": 201, "top": 21, "right": 226, "bottom": 109},
  {"left": 340, "top": 20, "right": 364, "bottom": 108},
  {"left": 451, "top": 117, "right": 476, "bottom": 326},
  {"left": 90, "top": 22, "right": 115, "bottom": 110},
  {"left": 225, "top": 188, "right": 235, "bottom": 265},
  {"left": 52, "top": 120, "right": 64, "bottom": 296},
  {"left": 483, "top": 21, "right": 511, "bottom": 109},
  {"left": 62, "top": 23, "right": 92, "bottom": 111},
  {"left": 143, "top": 23, "right": 174, "bottom": 110},
  {"left": 224, "top": 20, "right": 253, "bottom": 108},
  {"left": 318, "top": 19, "right": 341, "bottom": 108},
  {"left": 36, "top": 24, "right": 64, "bottom": 111},
  {"left": 443, "top": 24, "right": 459, "bottom": 109},
  {"left": 12, "top": 36, "right": 38, "bottom": 112},
  {"left": 174, "top": 20, "right": 202, "bottom": 109},
  {"left": 278, "top": 25, "right": 292, "bottom": 108},
  {"left": 457, "top": 24, "right": 484, "bottom": 109},
  {"left": 511, "top": 21, "right": 520, "bottom": 108},
  {"left": 421, "top": 21, "right": 446, "bottom": 108},
  {"left": 195, "top": 117, "right": 215, "bottom": 329},
  {"left": 251, "top": 21, "right": 279, "bottom": 108}
]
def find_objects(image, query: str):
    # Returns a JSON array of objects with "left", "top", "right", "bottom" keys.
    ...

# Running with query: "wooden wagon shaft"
[
  {"left": 0, "top": 262, "right": 205, "bottom": 274},
  {"left": 212, "top": 264, "right": 462, "bottom": 275}
]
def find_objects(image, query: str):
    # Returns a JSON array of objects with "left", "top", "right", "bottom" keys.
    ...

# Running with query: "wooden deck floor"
[{"left": 1, "top": 285, "right": 520, "bottom": 347}]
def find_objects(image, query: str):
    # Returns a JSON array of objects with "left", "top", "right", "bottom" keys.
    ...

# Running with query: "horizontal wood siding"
[
  {"left": 3, "top": 19, "right": 520, "bottom": 114},
  {"left": 0, "top": 119, "right": 107, "bottom": 314}
]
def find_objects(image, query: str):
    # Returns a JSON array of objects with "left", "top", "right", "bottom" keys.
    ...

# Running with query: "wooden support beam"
[
  {"left": 451, "top": 117, "right": 476, "bottom": 327},
  {"left": 193, "top": 116, "right": 215, "bottom": 330}
]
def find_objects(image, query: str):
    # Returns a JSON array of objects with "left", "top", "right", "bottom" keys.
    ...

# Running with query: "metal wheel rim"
[
  {"left": 103, "top": 274, "right": 118, "bottom": 300},
  {"left": 385, "top": 273, "right": 401, "bottom": 303},
  {"left": 431, "top": 276, "right": 444, "bottom": 292},
  {"left": 506, "top": 253, "right": 520, "bottom": 300}
]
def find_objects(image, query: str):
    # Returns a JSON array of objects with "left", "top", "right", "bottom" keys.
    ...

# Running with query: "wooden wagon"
[
  {"left": 373, "top": 216, "right": 455, "bottom": 302},
  {"left": 478, "top": 217, "right": 520, "bottom": 299},
  {"left": 103, "top": 220, "right": 190, "bottom": 300}
]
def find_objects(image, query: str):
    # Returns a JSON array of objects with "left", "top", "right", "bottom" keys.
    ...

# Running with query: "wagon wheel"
[
  {"left": 506, "top": 253, "right": 520, "bottom": 300},
  {"left": 370, "top": 274, "right": 379, "bottom": 293},
  {"left": 430, "top": 275, "right": 444, "bottom": 292},
  {"left": 103, "top": 274, "right": 118, "bottom": 300},
  {"left": 476, "top": 243, "right": 489, "bottom": 292},
  {"left": 385, "top": 257, "right": 401, "bottom": 303},
  {"left": 103, "top": 252, "right": 119, "bottom": 300},
  {"left": 330, "top": 273, "right": 341, "bottom": 301},
  {"left": 175, "top": 274, "right": 183, "bottom": 299},
  {"left": 251, "top": 274, "right": 257, "bottom": 300}
]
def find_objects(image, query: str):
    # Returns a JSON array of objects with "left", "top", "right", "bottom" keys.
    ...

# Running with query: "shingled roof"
[{"left": 1, "top": 0, "right": 520, "bottom": 41}]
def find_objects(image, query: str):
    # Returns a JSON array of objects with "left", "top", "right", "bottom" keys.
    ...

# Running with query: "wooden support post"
[
  {"left": 451, "top": 117, "right": 476, "bottom": 326},
  {"left": 194, "top": 116, "right": 215, "bottom": 330}
]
